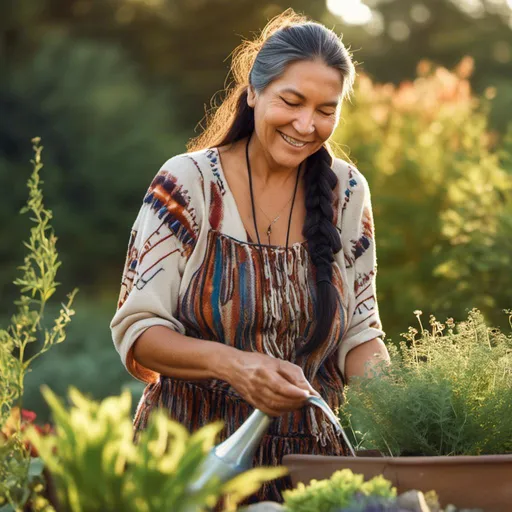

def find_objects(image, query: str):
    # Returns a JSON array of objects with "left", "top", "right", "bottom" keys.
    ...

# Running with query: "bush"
[
  {"left": 335, "top": 58, "right": 512, "bottom": 340},
  {"left": 340, "top": 309, "right": 512, "bottom": 456},
  {"left": 0, "top": 33, "right": 185, "bottom": 298}
]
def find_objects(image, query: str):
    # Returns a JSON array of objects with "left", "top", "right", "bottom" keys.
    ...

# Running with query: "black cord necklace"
[{"left": 245, "top": 133, "right": 302, "bottom": 266}]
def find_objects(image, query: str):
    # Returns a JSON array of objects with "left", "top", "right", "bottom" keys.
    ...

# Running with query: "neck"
[{"left": 247, "top": 134, "right": 299, "bottom": 187}]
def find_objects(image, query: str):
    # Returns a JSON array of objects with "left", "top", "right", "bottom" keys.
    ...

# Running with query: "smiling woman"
[
  {"left": 110, "top": 7, "right": 389, "bottom": 504},
  {"left": 246, "top": 59, "right": 342, "bottom": 165}
]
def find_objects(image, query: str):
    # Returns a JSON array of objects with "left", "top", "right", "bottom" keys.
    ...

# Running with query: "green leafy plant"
[
  {"left": 282, "top": 469, "right": 396, "bottom": 512},
  {"left": 0, "top": 138, "right": 77, "bottom": 510},
  {"left": 340, "top": 309, "right": 512, "bottom": 456},
  {"left": 28, "top": 387, "right": 286, "bottom": 512}
]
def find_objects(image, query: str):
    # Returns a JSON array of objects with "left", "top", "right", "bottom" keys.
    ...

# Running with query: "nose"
[{"left": 292, "top": 109, "right": 315, "bottom": 136}]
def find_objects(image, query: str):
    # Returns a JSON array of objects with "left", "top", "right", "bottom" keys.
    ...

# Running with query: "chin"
[
  {"left": 271, "top": 152, "right": 302, "bottom": 168},
  {"left": 270, "top": 142, "right": 316, "bottom": 168}
]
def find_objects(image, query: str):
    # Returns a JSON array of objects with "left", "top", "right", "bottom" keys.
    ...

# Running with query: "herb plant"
[
  {"left": 282, "top": 469, "right": 396, "bottom": 512},
  {"left": 0, "top": 138, "right": 77, "bottom": 510},
  {"left": 340, "top": 310, "right": 512, "bottom": 456}
]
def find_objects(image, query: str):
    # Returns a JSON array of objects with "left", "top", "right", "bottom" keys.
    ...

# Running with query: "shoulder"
[
  {"left": 331, "top": 156, "right": 371, "bottom": 215},
  {"left": 332, "top": 156, "right": 370, "bottom": 194},
  {"left": 141, "top": 151, "right": 214, "bottom": 234},
  {"left": 154, "top": 150, "right": 210, "bottom": 189},
  {"left": 145, "top": 148, "right": 218, "bottom": 204}
]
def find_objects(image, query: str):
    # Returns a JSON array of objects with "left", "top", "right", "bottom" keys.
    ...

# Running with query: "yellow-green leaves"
[
  {"left": 28, "top": 388, "right": 284, "bottom": 512},
  {"left": 282, "top": 469, "right": 396, "bottom": 512},
  {"left": 222, "top": 467, "right": 288, "bottom": 511}
]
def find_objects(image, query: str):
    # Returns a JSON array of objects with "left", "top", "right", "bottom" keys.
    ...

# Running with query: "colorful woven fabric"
[{"left": 111, "top": 147, "right": 384, "bottom": 502}]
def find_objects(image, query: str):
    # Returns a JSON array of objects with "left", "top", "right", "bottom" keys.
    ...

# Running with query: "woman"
[{"left": 111, "top": 9, "right": 389, "bottom": 502}]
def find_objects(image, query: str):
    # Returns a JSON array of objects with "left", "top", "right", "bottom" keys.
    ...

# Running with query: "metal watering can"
[{"left": 185, "top": 394, "right": 356, "bottom": 503}]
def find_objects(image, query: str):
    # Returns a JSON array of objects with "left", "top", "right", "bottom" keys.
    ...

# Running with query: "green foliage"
[
  {"left": 282, "top": 469, "right": 396, "bottom": 512},
  {"left": 0, "top": 440, "right": 49, "bottom": 512},
  {"left": 22, "top": 296, "right": 144, "bottom": 423},
  {"left": 328, "top": 0, "right": 512, "bottom": 133},
  {"left": 340, "top": 309, "right": 512, "bottom": 456},
  {"left": 0, "top": 34, "right": 184, "bottom": 296},
  {"left": 0, "top": 139, "right": 75, "bottom": 510},
  {"left": 0, "top": 138, "right": 77, "bottom": 429},
  {"left": 335, "top": 60, "right": 512, "bottom": 340},
  {"left": 28, "top": 387, "right": 286, "bottom": 512}
]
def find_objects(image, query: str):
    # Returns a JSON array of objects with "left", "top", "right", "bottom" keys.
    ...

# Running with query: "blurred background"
[{"left": 1, "top": 0, "right": 511, "bottom": 418}]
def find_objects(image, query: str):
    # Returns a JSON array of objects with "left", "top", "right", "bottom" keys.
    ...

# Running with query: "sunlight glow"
[
  {"left": 453, "top": 0, "right": 485, "bottom": 17},
  {"left": 326, "top": 0, "right": 374, "bottom": 25}
]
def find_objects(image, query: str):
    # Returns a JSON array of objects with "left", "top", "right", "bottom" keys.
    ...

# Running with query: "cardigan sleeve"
[
  {"left": 337, "top": 166, "right": 385, "bottom": 377},
  {"left": 110, "top": 154, "right": 204, "bottom": 383}
]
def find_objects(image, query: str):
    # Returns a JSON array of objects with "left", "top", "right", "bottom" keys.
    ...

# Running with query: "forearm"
[
  {"left": 344, "top": 338, "right": 390, "bottom": 384},
  {"left": 132, "top": 325, "right": 236, "bottom": 382}
]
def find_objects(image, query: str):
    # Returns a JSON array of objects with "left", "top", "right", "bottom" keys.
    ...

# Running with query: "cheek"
[
  {"left": 260, "top": 106, "right": 292, "bottom": 131},
  {"left": 317, "top": 117, "right": 337, "bottom": 140}
]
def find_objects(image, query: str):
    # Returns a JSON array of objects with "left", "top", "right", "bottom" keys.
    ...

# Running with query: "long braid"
[{"left": 298, "top": 146, "right": 341, "bottom": 356}]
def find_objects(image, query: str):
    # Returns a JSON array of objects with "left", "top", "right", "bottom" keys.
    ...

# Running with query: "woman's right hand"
[{"left": 226, "top": 350, "right": 319, "bottom": 417}]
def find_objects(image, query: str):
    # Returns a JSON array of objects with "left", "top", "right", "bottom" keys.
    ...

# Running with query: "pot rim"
[{"left": 282, "top": 453, "right": 512, "bottom": 466}]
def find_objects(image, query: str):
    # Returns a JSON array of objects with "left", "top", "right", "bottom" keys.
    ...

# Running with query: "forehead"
[{"left": 269, "top": 59, "right": 344, "bottom": 101}]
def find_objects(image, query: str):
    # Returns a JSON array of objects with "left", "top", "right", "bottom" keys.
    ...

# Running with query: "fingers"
[
  {"left": 243, "top": 387, "right": 300, "bottom": 417},
  {"left": 277, "top": 361, "right": 319, "bottom": 397},
  {"left": 231, "top": 352, "right": 322, "bottom": 416},
  {"left": 268, "top": 371, "right": 310, "bottom": 400}
]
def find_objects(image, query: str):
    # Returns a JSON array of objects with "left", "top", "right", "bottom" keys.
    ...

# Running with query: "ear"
[{"left": 247, "top": 85, "right": 256, "bottom": 108}]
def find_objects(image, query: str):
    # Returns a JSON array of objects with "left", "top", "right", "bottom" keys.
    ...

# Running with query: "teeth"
[{"left": 280, "top": 132, "right": 307, "bottom": 147}]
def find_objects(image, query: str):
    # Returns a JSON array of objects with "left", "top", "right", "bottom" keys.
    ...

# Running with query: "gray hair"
[{"left": 249, "top": 22, "right": 355, "bottom": 98}]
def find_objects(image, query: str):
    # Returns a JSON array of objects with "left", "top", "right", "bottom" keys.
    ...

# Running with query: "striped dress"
[{"left": 110, "top": 147, "right": 384, "bottom": 502}]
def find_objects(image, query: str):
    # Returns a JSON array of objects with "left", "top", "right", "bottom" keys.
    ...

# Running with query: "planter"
[{"left": 283, "top": 454, "right": 512, "bottom": 512}]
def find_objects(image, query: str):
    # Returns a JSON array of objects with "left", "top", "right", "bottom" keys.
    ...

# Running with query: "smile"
[{"left": 278, "top": 131, "right": 309, "bottom": 148}]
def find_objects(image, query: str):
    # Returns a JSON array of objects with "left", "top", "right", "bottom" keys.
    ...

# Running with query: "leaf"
[{"left": 222, "top": 466, "right": 288, "bottom": 506}]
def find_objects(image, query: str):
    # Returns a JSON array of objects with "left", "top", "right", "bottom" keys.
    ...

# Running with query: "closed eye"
[
  {"left": 281, "top": 97, "right": 300, "bottom": 107},
  {"left": 281, "top": 97, "right": 335, "bottom": 116}
]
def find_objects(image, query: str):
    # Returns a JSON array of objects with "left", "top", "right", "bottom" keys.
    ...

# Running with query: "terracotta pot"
[{"left": 282, "top": 454, "right": 512, "bottom": 512}]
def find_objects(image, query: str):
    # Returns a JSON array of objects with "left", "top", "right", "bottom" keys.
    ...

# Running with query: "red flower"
[{"left": 21, "top": 409, "right": 37, "bottom": 423}]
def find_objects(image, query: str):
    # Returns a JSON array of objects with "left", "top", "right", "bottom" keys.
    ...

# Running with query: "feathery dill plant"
[{"left": 340, "top": 309, "right": 512, "bottom": 457}]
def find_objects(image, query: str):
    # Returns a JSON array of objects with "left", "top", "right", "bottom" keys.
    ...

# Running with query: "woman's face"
[{"left": 247, "top": 59, "right": 344, "bottom": 169}]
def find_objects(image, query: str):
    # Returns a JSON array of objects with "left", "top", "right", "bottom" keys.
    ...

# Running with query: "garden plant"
[
  {"left": 0, "top": 138, "right": 77, "bottom": 511},
  {"left": 340, "top": 309, "right": 512, "bottom": 457}
]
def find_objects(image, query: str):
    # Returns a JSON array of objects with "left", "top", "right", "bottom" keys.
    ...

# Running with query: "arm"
[
  {"left": 110, "top": 154, "right": 207, "bottom": 383},
  {"left": 132, "top": 325, "right": 315, "bottom": 418},
  {"left": 132, "top": 325, "right": 235, "bottom": 381},
  {"left": 337, "top": 164, "right": 388, "bottom": 381},
  {"left": 344, "top": 337, "right": 390, "bottom": 384}
]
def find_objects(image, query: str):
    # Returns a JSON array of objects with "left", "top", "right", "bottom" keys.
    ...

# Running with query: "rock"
[
  {"left": 396, "top": 490, "right": 432, "bottom": 512},
  {"left": 240, "top": 502, "right": 285, "bottom": 512}
]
